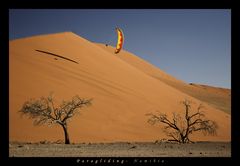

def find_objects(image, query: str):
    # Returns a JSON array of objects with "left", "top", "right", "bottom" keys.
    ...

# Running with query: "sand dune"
[{"left": 9, "top": 32, "right": 230, "bottom": 143}]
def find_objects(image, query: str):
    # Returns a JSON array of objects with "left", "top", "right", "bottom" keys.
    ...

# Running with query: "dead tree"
[
  {"left": 146, "top": 99, "right": 218, "bottom": 143},
  {"left": 19, "top": 94, "right": 92, "bottom": 144}
]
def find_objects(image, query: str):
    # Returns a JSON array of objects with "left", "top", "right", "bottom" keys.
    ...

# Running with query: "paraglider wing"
[{"left": 115, "top": 27, "right": 124, "bottom": 54}]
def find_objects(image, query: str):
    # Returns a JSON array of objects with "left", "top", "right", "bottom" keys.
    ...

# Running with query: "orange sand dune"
[{"left": 9, "top": 32, "right": 230, "bottom": 143}]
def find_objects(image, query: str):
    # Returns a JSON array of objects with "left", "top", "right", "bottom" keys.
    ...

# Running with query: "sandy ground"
[{"left": 9, "top": 142, "right": 230, "bottom": 157}]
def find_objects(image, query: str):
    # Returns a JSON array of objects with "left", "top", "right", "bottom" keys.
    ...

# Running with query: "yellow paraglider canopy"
[{"left": 115, "top": 27, "right": 124, "bottom": 54}]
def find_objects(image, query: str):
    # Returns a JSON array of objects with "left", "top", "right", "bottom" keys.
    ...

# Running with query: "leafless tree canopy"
[
  {"left": 146, "top": 100, "right": 218, "bottom": 143},
  {"left": 19, "top": 94, "right": 92, "bottom": 144}
]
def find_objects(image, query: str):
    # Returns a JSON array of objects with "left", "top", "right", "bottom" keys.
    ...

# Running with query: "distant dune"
[{"left": 9, "top": 32, "right": 231, "bottom": 143}]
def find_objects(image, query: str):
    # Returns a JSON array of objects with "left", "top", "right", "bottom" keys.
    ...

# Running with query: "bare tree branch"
[
  {"left": 146, "top": 99, "right": 218, "bottom": 143},
  {"left": 19, "top": 93, "right": 93, "bottom": 144}
]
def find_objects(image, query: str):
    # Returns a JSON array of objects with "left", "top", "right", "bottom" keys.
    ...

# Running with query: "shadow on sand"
[{"left": 35, "top": 49, "right": 79, "bottom": 64}]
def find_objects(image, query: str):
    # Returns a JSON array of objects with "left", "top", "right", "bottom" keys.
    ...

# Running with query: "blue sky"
[{"left": 9, "top": 9, "right": 231, "bottom": 88}]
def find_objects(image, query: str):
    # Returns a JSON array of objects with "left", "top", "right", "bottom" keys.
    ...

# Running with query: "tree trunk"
[
  {"left": 181, "top": 135, "right": 186, "bottom": 144},
  {"left": 61, "top": 124, "right": 70, "bottom": 144}
]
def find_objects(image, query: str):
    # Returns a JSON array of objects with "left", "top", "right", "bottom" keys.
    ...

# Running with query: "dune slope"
[
  {"left": 96, "top": 44, "right": 231, "bottom": 114},
  {"left": 10, "top": 32, "right": 230, "bottom": 143}
]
